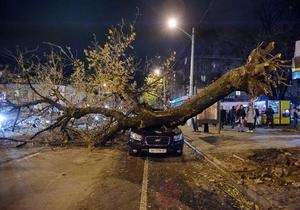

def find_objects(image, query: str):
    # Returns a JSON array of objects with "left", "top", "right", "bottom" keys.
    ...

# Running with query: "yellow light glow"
[{"left": 154, "top": 68, "right": 161, "bottom": 76}]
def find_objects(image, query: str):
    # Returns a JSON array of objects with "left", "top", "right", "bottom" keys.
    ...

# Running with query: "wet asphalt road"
[
  {"left": 0, "top": 145, "right": 254, "bottom": 210},
  {"left": 73, "top": 146, "right": 253, "bottom": 210},
  {"left": 144, "top": 149, "right": 253, "bottom": 210}
]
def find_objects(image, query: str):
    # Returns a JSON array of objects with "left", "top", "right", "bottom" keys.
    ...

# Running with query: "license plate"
[{"left": 149, "top": 148, "right": 167, "bottom": 154}]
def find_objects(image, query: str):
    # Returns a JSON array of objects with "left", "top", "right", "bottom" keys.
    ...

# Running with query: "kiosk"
[{"left": 254, "top": 99, "right": 290, "bottom": 125}]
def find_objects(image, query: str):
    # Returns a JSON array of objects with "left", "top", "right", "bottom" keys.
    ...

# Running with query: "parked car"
[{"left": 128, "top": 126, "right": 184, "bottom": 156}]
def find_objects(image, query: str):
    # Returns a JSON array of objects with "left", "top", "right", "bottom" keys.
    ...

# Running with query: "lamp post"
[
  {"left": 167, "top": 18, "right": 195, "bottom": 98},
  {"left": 168, "top": 18, "right": 195, "bottom": 126},
  {"left": 190, "top": 27, "right": 195, "bottom": 98}
]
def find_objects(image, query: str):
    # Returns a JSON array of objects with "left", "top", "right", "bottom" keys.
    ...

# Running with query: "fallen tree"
[{"left": 0, "top": 23, "right": 289, "bottom": 146}]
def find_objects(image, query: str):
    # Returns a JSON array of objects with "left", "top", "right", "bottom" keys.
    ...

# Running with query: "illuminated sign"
[
  {"left": 292, "top": 57, "right": 300, "bottom": 79},
  {"left": 292, "top": 41, "right": 300, "bottom": 79}
]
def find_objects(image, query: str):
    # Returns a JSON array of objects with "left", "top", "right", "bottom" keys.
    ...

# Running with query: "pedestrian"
[
  {"left": 192, "top": 117, "right": 199, "bottom": 132},
  {"left": 265, "top": 105, "right": 275, "bottom": 128},
  {"left": 292, "top": 106, "right": 298, "bottom": 129},
  {"left": 226, "top": 111, "right": 230, "bottom": 125},
  {"left": 229, "top": 106, "right": 236, "bottom": 129},
  {"left": 254, "top": 105, "right": 260, "bottom": 129},
  {"left": 220, "top": 106, "right": 226, "bottom": 129},
  {"left": 246, "top": 104, "right": 256, "bottom": 132},
  {"left": 236, "top": 104, "right": 246, "bottom": 132}
]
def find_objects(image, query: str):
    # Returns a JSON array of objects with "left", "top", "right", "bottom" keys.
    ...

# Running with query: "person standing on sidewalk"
[
  {"left": 246, "top": 105, "right": 256, "bottom": 132},
  {"left": 229, "top": 106, "right": 236, "bottom": 129},
  {"left": 292, "top": 106, "right": 298, "bottom": 129},
  {"left": 220, "top": 106, "right": 227, "bottom": 129},
  {"left": 236, "top": 104, "right": 246, "bottom": 132},
  {"left": 254, "top": 105, "right": 260, "bottom": 129},
  {"left": 265, "top": 106, "right": 275, "bottom": 128}
]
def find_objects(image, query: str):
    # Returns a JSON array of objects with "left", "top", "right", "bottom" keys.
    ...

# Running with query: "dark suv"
[{"left": 128, "top": 126, "right": 184, "bottom": 156}]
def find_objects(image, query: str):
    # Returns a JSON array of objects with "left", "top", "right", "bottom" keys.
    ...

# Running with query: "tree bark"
[{"left": 137, "top": 67, "right": 245, "bottom": 128}]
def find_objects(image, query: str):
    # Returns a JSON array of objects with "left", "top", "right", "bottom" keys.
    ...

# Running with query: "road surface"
[{"left": 0, "top": 144, "right": 254, "bottom": 210}]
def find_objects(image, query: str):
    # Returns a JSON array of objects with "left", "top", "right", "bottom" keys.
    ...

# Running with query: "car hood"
[{"left": 132, "top": 126, "right": 182, "bottom": 136}]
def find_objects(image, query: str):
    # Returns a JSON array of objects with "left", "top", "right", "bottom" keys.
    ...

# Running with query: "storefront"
[{"left": 254, "top": 99, "right": 290, "bottom": 125}]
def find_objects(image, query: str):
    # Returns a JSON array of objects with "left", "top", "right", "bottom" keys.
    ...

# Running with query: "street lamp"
[
  {"left": 167, "top": 17, "right": 195, "bottom": 98},
  {"left": 167, "top": 18, "right": 177, "bottom": 29},
  {"left": 167, "top": 18, "right": 196, "bottom": 126},
  {"left": 154, "top": 68, "right": 161, "bottom": 76},
  {"left": 154, "top": 67, "right": 166, "bottom": 106}
]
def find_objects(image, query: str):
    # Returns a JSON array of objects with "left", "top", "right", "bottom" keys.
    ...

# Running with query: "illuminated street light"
[
  {"left": 154, "top": 68, "right": 161, "bottom": 76},
  {"left": 167, "top": 17, "right": 195, "bottom": 125},
  {"left": 167, "top": 18, "right": 177, "bottom": 28},
  {"left": 167, "top": 17, "right": 194, "bottom": 99},
  {"left": 153, "top": 67, "right": 166, "bottom": 106}
]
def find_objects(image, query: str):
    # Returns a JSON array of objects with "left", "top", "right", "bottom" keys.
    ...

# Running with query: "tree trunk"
[{"left": 4, "top": 42, "right": 288, "bottom": 145}]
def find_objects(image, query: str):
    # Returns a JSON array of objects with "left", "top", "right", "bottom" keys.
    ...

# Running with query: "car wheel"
[
  {"left": 128, "top": 148, "right": 139, "bottom": 156},
  {"left": 174, "top": 150, "right": 183, "bottom": 156},
  {"left": 175, "top": 151, "right": 183, "bottom": 157}
]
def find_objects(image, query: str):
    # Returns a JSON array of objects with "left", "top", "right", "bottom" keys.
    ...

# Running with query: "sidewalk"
[
  {"left": 181, "top": 125, "right": 300, "bottom": 209},
  {"left": 181, "top": 125, "right": 300, "bottom": 153}
]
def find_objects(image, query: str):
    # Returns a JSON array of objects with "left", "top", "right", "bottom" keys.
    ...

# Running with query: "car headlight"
[
  {"left": 173, "top": 133, "right": 183, "bottom": 141},
  {"left": 130, "top": 132, "right": 143, "bottom": 141},
  {"left": 0, "top": 114, "right": 6, "bottom": 124}
]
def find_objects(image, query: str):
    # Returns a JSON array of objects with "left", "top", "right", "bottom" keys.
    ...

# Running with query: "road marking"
[
  {"left": 139, "top": 157, "right": 149, "bottom": 210},
  {"left": 16, "top": 152, "right": 40, "bottom": 162}
]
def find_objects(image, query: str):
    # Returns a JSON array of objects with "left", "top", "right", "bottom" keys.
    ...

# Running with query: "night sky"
[{"left": 0, "top": 0, "right": 299, "bottom": 58}]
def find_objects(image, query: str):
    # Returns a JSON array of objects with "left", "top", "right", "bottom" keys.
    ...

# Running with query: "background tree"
[
  {"left": 254, "top": 0, "right": 298, "bottom": 99},
  {"left": 141, "top": 54, "right": 176, "bottom": 108},
  {"left": 141, "top": 72, "right": 164, "bottom": 107}
]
